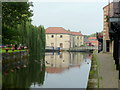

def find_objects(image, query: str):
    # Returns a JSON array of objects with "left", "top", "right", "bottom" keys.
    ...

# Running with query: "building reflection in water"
[
  {"left": 45, "top": 52, "right": 85, "bottom": 74},
  {"left": 2, "top": 52, "right": 92, "bottom": 88}
]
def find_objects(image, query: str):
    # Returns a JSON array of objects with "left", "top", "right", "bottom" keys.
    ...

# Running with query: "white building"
[{"left": 46, "top": 27, "right": 84, "bottom": 49}]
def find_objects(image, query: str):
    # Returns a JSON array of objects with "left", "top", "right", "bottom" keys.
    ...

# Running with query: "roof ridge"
[{"left": 46, "top": 27, "right": 83, "bottom": 35}]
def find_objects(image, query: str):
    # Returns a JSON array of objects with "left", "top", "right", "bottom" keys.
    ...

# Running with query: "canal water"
[{"left": 2, "top": 52, "right": 92, "bottom": 88}]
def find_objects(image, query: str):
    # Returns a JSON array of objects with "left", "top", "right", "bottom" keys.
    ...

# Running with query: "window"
[
  {"left": 60, "top": 43, "right": 63, "bottom": 48},
  {"left": 77, "top": 36, "right": 79, "bottom": 39},
  {"left": 51, "top": 35, "right": 54, "bottom": 38},
  {"left": 60, "top": 35, "right": 63, "bottom": 38}
]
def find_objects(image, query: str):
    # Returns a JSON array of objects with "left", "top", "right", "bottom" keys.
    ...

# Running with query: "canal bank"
[
  {"left": 87, "top": 51, "right": 99, "bottom": 88},
  {"left": 2, "top": 51, "right": 28, "bottom": 60},
  {"left": 87, "top": 51, "right": 119, "bottom": 88}
]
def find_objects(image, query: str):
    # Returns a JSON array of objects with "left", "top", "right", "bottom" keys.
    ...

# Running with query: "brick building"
[
  {"left": 86, "top": 37, "right": 98, "bottom": 47},
  {"left": 103, "top": 1, "right": 120, "bottom": 71},
  {"left": 103, "top": 1, "right": 120, "bottom": 53}
]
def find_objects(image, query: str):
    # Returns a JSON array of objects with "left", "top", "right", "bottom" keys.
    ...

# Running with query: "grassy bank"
[
  {"left": 87, "top": 51, "right": 99, "bottom": 88},
  {"left": 0, "top": 49, "right": 26, "bottom": 53}
]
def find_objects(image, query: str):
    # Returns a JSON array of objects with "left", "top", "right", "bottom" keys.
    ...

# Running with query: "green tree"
[
  {"left": 2, "top": 2, "right": 33, "bottom": 27},
  {"left": 2, "top": 2, "right": 33, "bottom": 44}
]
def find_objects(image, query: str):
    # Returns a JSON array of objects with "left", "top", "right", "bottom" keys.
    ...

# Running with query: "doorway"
[{"left": 106, "top": 40, "right": 110, "bottom": 52}]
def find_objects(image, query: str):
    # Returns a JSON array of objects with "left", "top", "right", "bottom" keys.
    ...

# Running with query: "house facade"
[
  {"left": 46, "top": 27, "right": 84, "bottom": 49},
  {"left": 86, "top": 37, "right": 98, "bottom": 47},
  {"left": 103, "top": 3, "right": 113, "bottom": 53},
  {"left": 102, "top": 1, "right": 120, "bottom": 71},
  {"left": 103, "top": 1, "right": 120, "bottom": 53},
  {"left": 70, "top": 32, "right": 84, "bottom": 47}
]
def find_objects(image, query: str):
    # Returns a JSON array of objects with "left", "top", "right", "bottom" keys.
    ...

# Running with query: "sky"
[{"left": 29, "top": 0, "right": 110, "bottom": 35}]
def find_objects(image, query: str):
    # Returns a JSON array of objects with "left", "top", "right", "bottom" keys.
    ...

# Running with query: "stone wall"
[
  {"left": 46, "top": 33, "right": 84, "bottom": 49},
  {"left": 46, "top": 34, "right": 71, "bottom": 49}
]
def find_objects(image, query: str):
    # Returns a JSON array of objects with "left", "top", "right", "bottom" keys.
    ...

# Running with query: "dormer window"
[
  {"left": 51, "top": 35, "right": 54, "bottom": 38},
  {"left": 60, "top": 35, "right": 63, "bottom": 38}
]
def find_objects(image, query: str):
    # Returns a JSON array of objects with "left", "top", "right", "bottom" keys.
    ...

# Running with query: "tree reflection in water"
[{"left": 2, "top": 52, "right": 45, "bottom": 88}]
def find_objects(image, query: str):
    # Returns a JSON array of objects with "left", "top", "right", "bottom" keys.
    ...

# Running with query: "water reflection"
[
  {"left": 2, "top": 52, "right": 92, "bottom": 88},
  {"left": 31, "top": 52, "right": 92, "bottom": 88},
  {"left": 45, "top": 52, "right": 84, "bottom": 74},
  {"left": 2, "top": 52, "right": 45, "bottom": 88}
]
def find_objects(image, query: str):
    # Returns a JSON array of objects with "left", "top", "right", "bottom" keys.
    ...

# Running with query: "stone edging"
[
  {"left": 2, "top": 51, "right": 29, "bottom": 60},
  {"left": 87, "top": 51, "right": 99, "bottom": 88}
]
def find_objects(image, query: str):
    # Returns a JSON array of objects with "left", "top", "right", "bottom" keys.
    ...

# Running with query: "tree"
[
  {"left": 2, "top": 2, "right": 33, "bottom": 44},
  {"left": 2, "top": 2, "right": 33, "bottom": 27}
]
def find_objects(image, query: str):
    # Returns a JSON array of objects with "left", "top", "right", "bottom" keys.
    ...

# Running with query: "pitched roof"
[
  {"left": 46, "top": 27, "right": 83, "bottom": 36},
  {"left": 46, "top": 27, "right": 69, "bottom": 34},
  {"left": 70, "top": 32, "right": 83, "bottom": 36},
  {"left": 88, "top": 37, "right": 97, "bottom": 40},
  {"left": 89, "top": 41, "right": 98, "bottom": 43}
]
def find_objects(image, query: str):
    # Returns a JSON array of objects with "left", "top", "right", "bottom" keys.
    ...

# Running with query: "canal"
[{"left": 2, "top": 52, "right": 92, "bottom": 88}]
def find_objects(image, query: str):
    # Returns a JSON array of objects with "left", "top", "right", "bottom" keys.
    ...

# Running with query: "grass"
[
  {"left": 0, "top": 49, "right": 26, "bottom": 53},
  {"left": 87, "top": 50, "right": 100, "bottom": 88}
]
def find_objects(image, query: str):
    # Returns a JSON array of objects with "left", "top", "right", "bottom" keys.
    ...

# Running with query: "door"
[{"left": 106, "top": 40, "right": 110, "bottom": 52}]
